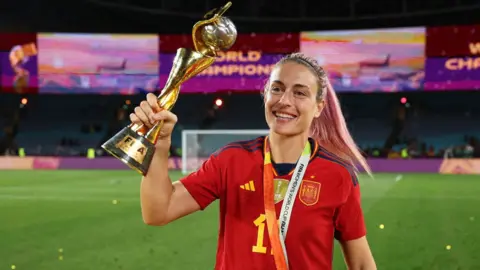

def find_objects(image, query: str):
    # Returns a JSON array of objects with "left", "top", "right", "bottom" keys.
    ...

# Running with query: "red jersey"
[{"left": 180, "top": 136, "right": 366, "bottom": 270}]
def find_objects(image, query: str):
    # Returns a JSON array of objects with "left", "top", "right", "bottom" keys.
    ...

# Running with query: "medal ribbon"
[{"left": 263, "top": 136, "right": 311, "bottom": 270}]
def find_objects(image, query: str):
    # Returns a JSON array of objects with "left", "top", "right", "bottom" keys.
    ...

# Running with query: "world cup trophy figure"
[
  {"left": 9, "top": 43, "right": 38, "bottom": 94},
  {"left": 101, "top": 2, "right": 237, "bottom": 175}
]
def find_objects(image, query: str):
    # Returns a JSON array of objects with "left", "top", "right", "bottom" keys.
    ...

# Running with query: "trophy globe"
[{"left": 201, "top": 16, "right": 237, "bottom": 52}]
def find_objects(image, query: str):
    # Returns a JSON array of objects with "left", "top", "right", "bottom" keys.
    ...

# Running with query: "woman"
[{"left": 131, "top": 53, "right": 377, "bottom": 270}]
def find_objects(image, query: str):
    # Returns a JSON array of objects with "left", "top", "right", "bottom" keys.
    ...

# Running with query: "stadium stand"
[{"left": 1, "top": 91, "right": 479, "bottom": 158}]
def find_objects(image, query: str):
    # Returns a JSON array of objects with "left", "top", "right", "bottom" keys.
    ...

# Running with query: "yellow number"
[
  {"left": 252, "top": 214, "right": 267, "bottom": 253},
  {"left": 252, "top": 214, "right": 276, "bottom": 255}
]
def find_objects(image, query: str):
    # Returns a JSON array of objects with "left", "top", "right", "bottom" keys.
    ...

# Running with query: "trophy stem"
[
  {"left": 144, "top": 121, "right": 165, "bottom": 145},
  {"left": 128, "top": 123, "right": 148, "bottom": 136}
]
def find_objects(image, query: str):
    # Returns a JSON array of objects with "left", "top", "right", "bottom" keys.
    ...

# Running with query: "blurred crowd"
[
  {"left": 1, "top": 103, "right": 479, "bottom": 159},
  {"left": 362, "top": 136, "right": 480, "bottom": 159}
]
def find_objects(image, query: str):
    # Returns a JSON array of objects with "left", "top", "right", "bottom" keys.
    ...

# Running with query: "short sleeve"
[
  {"left": 180, "top": 154, "right": 223, "bottom": 210},
  {"left": 333, "top": 175, "right": 366, "bottom": 242}
]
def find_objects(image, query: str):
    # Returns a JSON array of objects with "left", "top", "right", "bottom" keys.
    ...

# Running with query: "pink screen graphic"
[
  {"left": 37, "top": 33, "right": 159, "bottom": 95},
  {"left": 300, "top": 27, "right": 426, "bottom": 92}
]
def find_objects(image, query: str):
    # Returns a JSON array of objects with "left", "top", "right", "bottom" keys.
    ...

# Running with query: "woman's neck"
[{"left": 268, "top": 132, "right": 309, "bottom": 164}]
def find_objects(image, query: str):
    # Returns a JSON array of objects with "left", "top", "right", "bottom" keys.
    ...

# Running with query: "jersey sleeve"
[
  {"left": 180, "top": 153, "right": 224, "bottom": 210},
  {"left": 333, "top": 172, "right": 367, "bottom": 242}
]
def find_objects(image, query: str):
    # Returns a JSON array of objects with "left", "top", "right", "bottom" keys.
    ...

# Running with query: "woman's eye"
[
  {"left": 295, "top": 91, "right": 306, "bottom": 96},
  {"left": 271, "top": 87, "right": 281, "bottom": 92}
]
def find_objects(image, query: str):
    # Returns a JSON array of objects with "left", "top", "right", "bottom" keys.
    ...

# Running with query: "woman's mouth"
[{"left": 273, "top": 111, "right": 297, "bottom": 121}]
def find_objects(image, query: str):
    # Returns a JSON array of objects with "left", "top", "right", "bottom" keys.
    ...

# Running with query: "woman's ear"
[{"left": 315, "top": 100, "right": 325, "bottom": 118}]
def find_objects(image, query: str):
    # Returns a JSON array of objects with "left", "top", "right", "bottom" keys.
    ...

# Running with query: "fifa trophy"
[
  {"left": 9, "top": 43, "right": 38, "bottom": 93},
  {"left": 102, "top": 2, "right": 237, "bottom": 175}
]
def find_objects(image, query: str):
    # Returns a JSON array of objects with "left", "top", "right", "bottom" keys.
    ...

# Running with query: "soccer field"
[{"left": 1, "top": 170, "right": 479, "bottom": 270}]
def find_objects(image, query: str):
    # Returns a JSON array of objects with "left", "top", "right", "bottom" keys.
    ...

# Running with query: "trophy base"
[{"left": 101, "top": 126, "right": 156, "bottom": 176}]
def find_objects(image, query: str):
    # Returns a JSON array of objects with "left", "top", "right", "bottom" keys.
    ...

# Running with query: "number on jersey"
[{"left": 252, "top": 214, "right": 275, "bottom": 255}]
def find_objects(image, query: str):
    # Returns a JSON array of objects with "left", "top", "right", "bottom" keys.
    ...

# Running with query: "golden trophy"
[
  {"left": 9, "top": 43, "right": 38, "bottom": 93},
  {"left": 101, "top": 2, "right": 237, "bottom": 175}
]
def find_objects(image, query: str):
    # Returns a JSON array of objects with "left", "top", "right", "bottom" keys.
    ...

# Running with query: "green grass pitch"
[{"left": 1, "top": 170, "right": 479, "bottom": 270}]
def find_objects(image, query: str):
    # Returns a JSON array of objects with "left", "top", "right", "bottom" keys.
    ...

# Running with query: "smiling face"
[{"left": 264, "top": 61, "right": 325, "bottom": 138}]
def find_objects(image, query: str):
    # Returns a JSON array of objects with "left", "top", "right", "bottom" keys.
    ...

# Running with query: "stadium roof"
[{"left": 2, "top": 0, "right": 480, "bottom": 33}]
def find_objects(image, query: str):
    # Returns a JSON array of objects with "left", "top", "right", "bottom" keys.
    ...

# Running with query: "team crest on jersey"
[
  {"left": 273, "top": 178, "right": 289, "bottom": 204},
  {"left": 273, "top": 178, "right": 321, "bottom": 206},
  {"left": 299, "top": 180, "right": 321, "bottom": 206}
]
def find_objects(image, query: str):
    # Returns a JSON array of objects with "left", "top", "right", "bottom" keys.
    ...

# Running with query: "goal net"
[{"left": 181, "top": 129, "right": 270, "bottom": 175}]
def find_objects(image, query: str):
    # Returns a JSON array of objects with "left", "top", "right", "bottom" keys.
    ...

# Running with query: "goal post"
[{"left": 181, "top": 129, "right": 270, "bottom": 175}]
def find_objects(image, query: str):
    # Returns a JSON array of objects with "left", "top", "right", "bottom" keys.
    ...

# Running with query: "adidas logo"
[{"left": 240, "top": 180, "right": 255, "bottom": 191}]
